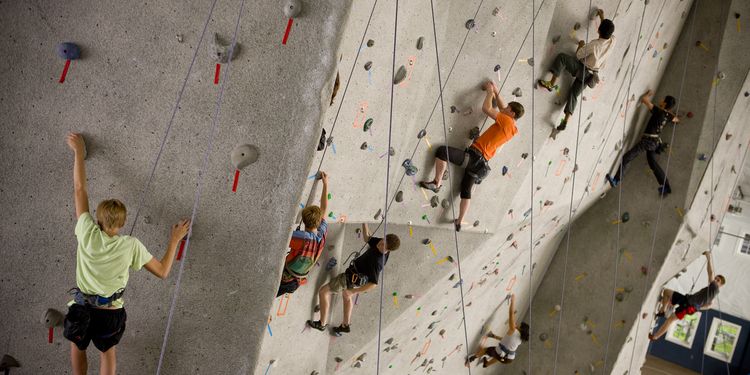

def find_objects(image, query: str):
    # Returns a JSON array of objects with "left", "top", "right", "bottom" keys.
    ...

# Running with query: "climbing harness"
[{"left": 68, "top": 287, "right": 125, "bottom": 308}]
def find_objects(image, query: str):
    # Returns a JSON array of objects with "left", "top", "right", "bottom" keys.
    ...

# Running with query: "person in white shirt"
[
  {"left": 538, "top": 9, "right": 615, "bottom": 131},
  {"left": 465, "top": 294, "right": 530, "bottom": 368}
]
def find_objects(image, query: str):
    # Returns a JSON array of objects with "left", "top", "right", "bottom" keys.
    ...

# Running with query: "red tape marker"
[
  {"left": 214, "top": 64, "right": 221, "bottom": 85},
  {"left": 176, "top": 239, "right": 186, "bottom": 260},
  {"left": 232, "top": 169, "right": 240, "bottom": 192},
  {"left": 48, "top": 327, "right": 53, "bottom": 343},
  {"left": 59, "top": 59, "right": 71, "bottom": 83},
  {"left": 282, "top": 18, "right": 294, "bottom": 45}
]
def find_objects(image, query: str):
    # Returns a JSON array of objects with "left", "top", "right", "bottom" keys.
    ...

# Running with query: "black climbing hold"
[
  {"left": 395, "top": 190, "right": 404, "bottom": 202},
  {"left": 551, "top": 35, "right": 561, "bottom": 44},
  {"left": 473, "top": 220, "right": 479, "bottom": 227},
  {"left": 374, "top": 209, "right": 382, "bottom": 220},
  {"left": 0, "top": 354, "right": 20, "bottom": 371},
  {"left": 512, "top": 87, "right": 522, "bottom": 97},
  {"left": 744, "top": 91, "right": 749, "bottom": 97},
  {"left": 615, "top": 293, "right": 624, "bottom": 302},
  {"left": 502, "top": 166, "right": 508, "bottom": 175},
  {"left": 621, "top": 212, "right": 630, "bottom": 223},
  {"left": 465, "top": 19, "right": 476, "bottom": 30},
  {"left": 735, "top": 13, "right": 741, "bottom": 19},
  {"left": 449, "top": 273, "right": 456, "bottom": 281},
  {"left": 422, "top": 238, "right": 431, "bottom": 245},
  {"left": 450, "top": 105, "right": 458, "bottom": 113},
  {"left": 364, "top": 118, "right": 373, "bottom": 132},
  {"left": 367, "top": 39, "right": 375, "bottom": 47},
  {"left": 417, "top": 36, "right": 425, "bottom": 50},
  {"left": 394, "top": 65, "right": 407, "bottom": 84},
  {"left": 506, "top": 233, "right": 513, "bottom": 241},
  {"left": 417, "top": 129, "right": 427, "bottom": 139},
  {"left": 57, "top": 42, "right": 81, "bottom": 60},
  {"left": 469, "top": 127, "right": 480, "bottom": 140},
  {"left": 430, "top": 196, "right": 439, "bottom": 208},
  {"left": 360, "top": 142, "right": 368, "bottom": 150},
  {"left": 364, "top": 61, "right": 373, "bottom": 71},
  {"left": 283, "top": 0, "right": 302, "bottom": 18},
  {"left": 318, "top": 128, "right": 327, "bottom": 151},
  {"left": 493, "top": 64, "right": 501, "bottom": 72},
  {"left": 573, "top": 22, "right": 581, "bottom": 30},
  {"left": 521, "top": 153, "right": 528, "bottom": 159},
  {"left": 231, "top": 144, "right": 259, "bottom": 170}
]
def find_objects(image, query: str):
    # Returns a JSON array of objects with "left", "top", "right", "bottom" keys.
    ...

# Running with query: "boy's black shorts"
[{"left": 64, "top": 304, "right": 127, "bottom": 352}]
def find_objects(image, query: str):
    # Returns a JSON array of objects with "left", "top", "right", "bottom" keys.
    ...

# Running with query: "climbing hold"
[
  {"left": 56, "top": 42, "right": 81, "bottom": 60},
  {"left": 417, "top": 36, "right": 425, "bottom": 50},
  {"left": 326, "top": 257, "right": 337, "bottom": 271},
  {"left": 402, "top": 159, "right": 418, "bottom": 176},
  {"left": 357, "top": 353, "right": 367, "bottom": 362},
  {"left": 283, "top": 0, "right": 302, "bottom": 17},
  {"left": 539, "top": 333, "right": 549, "bottom": 341},
  {"left": 717, "top": 71, "right": 726, "bottom": 80},
  {"left": 143, "top": 216, "right": 152, "bottom": 224},
  {"left": 326, "top": 136, "right": 334, "bottom": 146},
  {"left": 0, "top": 355, "right": 20, "bottom": 372},
  {"left": 43, "top": 309, "right": 64, "bottom": 328},
  {"left": 430, "top": 196, "right": 439, "bottom": 208},
  {"left": 465, "top": 19, "right": 476, "bottom": 30},
  {"left": 506, "top": 233, "right": 513, "bottom": 241},
  {"left": 450, "top": 105, "right": 458, "bottom": 113},
  {"left": 363, "top": 118, "right": 373, "bottom": 132},
  {"left": 314, "top": 304, "right": 320, "bottom": 312},
  {"left": 698, "top": 153, "right": 708, "bottom": 161},
  {"left": 360, "top": 142, "right": 368, "bottom": 150},
  {"left": 745, "top": 91, "right": 749, "bottom": 97},
  {"left": 439, "top": 329, "right": 446, "bottom": 337},
  {"left": 389, "top": 147, "right": 395, "bottom": 156},
  {"left": 353, "top": 361, "right": 362, "bottom": 368},
  {"left": 231, "top": 144, "right": 259, "bottom": 170},
  {"left": 469, "top": 127, "right": 480, "bottom": 140},
  {"left": 394, "top": 65, "right": 407, "bottom": 84},
  {"left": 335, "top": 357, "right": 343, "bottom": 363},
  {"left": 417, "top": 129, "right": 427, "bottom": 139},
  {"left": 492, "top": 7, "right": 500, "bottom": 16},
  {"left": 374, "top": 209, "right": 382, "bottom": 220},
  {"left": 395, "top": 190, "right": 404, "bottom": 202},
  {"left": 422, "top": 238, "right": 431, "bottom": 245},
  {"left": 385, "top": 338, "right": 394, "bottom": 345},
  {"left": 441, "top": 199, "right": 449, "bottom": 209},
  {"left": 367, "top": 39, "right": 375, "bottom": 47},
  {"left": 573, "top": 22, "right": 581, "bottom": 30},
  {"left": 210, "top": 33, "right": 240, "bottom": 63},
  {"left": 494, "top": 64, "right": 501, "bottom": 72},
  {"left": 473, "top": 220, "right": 479, "bottom": 227},
  {"left": 521, "top": 153, "right": 528, "bottom": 159},
  {"left": 554, "top": 304, "right": 561, "bottom": 311},
  {"left": 615, "top": 293, "right": 624, "bottom": 302},
  {"left": 364, "top": 61, "right": 373, "bottom": 71},
  {"left": 512, "top": 87, "right": 523, "bottom": 97},
  {"left": 687, "top": 111, "right": 694, "bottom": 118},
  {"left": 176, "top": 34, "right": 184, "bottom": 43},
  {"left": 527, "top": 57, "right": 534, "bottom": 66},
  {"left": 552, "top": 35, "right": 561, "bottom": 44},
  {"left": 621, "top": 212, "right": 630, "bottom": 223},
  {"left": 502, "top": 166, "right": 508, "bottom": 176},
  {"left": 726, "top": 133, "right": 733, "bottom": 140},
  {"left": 449, "top": 273, "right": 456, "bottom": 281}
]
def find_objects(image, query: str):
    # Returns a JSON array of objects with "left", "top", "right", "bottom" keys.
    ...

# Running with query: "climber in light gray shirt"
[
  {"left": 650, "top": 251, "right": 726, "bottom": 341},
  {"left": 466, "top": 294, "right": 529, "bottom": 368}
]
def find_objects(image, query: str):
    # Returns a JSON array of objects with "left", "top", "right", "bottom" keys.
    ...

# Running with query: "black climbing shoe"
[
  {"left": 419, "top": 180, "right": 440, "bottom": 193},
  {"left": 332, "top": 324, "right": 350, "bottom": 336},
  {"left": 307, "top": 320, "right": 327, "bottom": 331},
  {"left": 465, "top": 355, "right": 477, "bottom": 367},
  {"left": 556, "top": 118, "right": 567, "bottom": 131},
  {"left": 655, "top": 312, "right": 665, "bottom": 318},
  {"left": 537, "top": 79, "right": 555, "bottom": 92},
  {"left": 606, "top": 174, "right": 619, "bottom": 188},
  {"left": 658, "top": 185, "right": 671, "bottom": 196},
  {"left": 454, "top": 219, "right": 462, "bottom": 232},
  {"left": 482, "top": 357, "right": 491, "bottom": 368}
]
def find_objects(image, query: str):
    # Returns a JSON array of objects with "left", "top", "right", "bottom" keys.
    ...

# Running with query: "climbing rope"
[
  {"left": 127, "top": 0, "right": 220, "bottom": 236},
  {"left": 602, "top": 1, "right": 648, "bottom": 371},
  {"left": 155, "top": 0, "right": 247, "bottom": 372},
  {"left": 375, "top": 0, "right": 398, "bottom": 372},
  {"left": 527, "top": 0, "right": 536, "bottom": 373},
  {"left": 550, "top": 1, "right": 593, "bottom": 374},
  {"left": 625, "top": 0, "right": 699, "bottom": 372},
  {"left": 427, "top": 0, "right": 473, "bottom": 373}
]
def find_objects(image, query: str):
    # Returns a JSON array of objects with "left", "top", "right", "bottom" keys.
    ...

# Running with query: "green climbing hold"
[
  {"left": 364, "top": 118, "right": 373, "bottom": 132},
  {"left": 327, "top": 193, "right": 332, "bottom": 200}
]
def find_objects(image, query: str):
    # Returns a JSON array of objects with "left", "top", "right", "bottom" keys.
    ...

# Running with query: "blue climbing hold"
[
  {"left": 56, "top": 42, "right": 81, "bottom": 60},
  {"left": 326, "top": 257, "right": 337, "bottom": 271},
  {"left": 502, "top": 166, "right": 508, "bottom": 176}
]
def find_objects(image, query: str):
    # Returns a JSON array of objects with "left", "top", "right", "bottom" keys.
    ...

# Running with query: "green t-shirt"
[{"left": 72, "top": 212, "right": 153, "bottom": 308}]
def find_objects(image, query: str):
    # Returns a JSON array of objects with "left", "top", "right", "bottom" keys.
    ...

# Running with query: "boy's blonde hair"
[
  {"left": 301, "top": 205, "right": 322, "bottom": 230},
  {"left": 96, "top": 199, "right": 127, "bottom": 229}
]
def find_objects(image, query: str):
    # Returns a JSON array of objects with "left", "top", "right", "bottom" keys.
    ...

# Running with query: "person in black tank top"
[{"left": 606, "top": 90, "right": 680, "bottom": 196}]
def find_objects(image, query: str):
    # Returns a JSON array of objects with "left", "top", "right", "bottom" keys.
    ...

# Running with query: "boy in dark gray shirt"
[{"left": 650, "top": 251, "right": 726, "bottom": 341}]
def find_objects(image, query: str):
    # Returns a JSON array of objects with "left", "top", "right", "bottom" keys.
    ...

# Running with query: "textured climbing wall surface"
[{"left": 0, "top": 0, "right": 351, "bottom": 373}]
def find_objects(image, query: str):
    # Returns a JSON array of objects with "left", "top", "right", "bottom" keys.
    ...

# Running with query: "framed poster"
[
  {"left": 704, "top": 318, "right": 741, "bottom": 363},
  {"left": 665, "top": 312, "right": 701, "bottom": 348}
]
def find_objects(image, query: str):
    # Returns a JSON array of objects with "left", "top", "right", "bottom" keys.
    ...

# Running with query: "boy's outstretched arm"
[
  {"left": 507, "top": 293, "right": 517, "bottom": 335},
  {"left": 145, "top": 219, "right": 191, "bottom": 279},
  {"left": 362, "top": 223, "right": 371, "bottom": 243},
  {"left": 482, "top": 81, "right": 501, "bottom": 119},
  {"left": 319, "top": 171, "right": 329, "bottom": 215},
  {"left": 597, "top": 8, "right": 605, "bottom": 22},
  {"left": 640, "top": 89, "right": 655, "bottom": 110},
  {"left": 67, "top": 133, "right": 90, "bottom": 218},
  {"left": 703, "top": 251, "right": 715, "bottom": 283}
]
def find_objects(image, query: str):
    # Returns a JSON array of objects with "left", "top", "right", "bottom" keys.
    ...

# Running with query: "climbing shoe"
[
  {"left": 658, "top": 185, "right": 672, "bottom": 196},
  {"left": 556, "top": 118, "right": 567, "bottom": 131},
  {"left": 655, "top": 312, "right": 665, "bottom": 318},
  {"left": 419, "top": 180, "right": 440, "bottom": 193},
  {"left": 537, "top": 79, "right": 554, "bottom": 92},
  {"left": 332, "top": 324, "right": 350, "bottom": 336},
  {"left": 465, "top": 355, "right": 477, "bottom": 367},
  {"left": 606, "top": 174, "right": 619, "bottom": 188},
  {"left": 307, "top": 320, "right": 328, "bottom": 331}
]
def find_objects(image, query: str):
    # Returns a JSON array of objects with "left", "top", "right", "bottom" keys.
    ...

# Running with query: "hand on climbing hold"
[
  {"left": 703, "top": 250, "right": 711, "bottom": 256},
  {"left": 66, "top": 133, "right": 85, "bottom": 155},
  {"left": 319, "top": 171, "right": 329, "bottom": 185},
  {"left": 596, "top": 9, "right": 604, "bottom": 18},
  {"left": 578, "top": 40, "right": 586, "bottom": 48},
  {"left": 672, "top": 116, "right": 681, "bottom": 124},
  {"left": 171, "top": 219, "right": 191, "bottom": 242}
]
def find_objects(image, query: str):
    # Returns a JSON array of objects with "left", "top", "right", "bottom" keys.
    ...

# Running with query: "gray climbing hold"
[
  {"left": 539, "top": 333, "right": 548, "bottom": 341},
  {"left": 385, "top": 338, "right": 394, "bottom": 345},
  {"left": 469, "top": 127, "right": 480, "bottom": 140},
  {"left": 176, "top": 34, "right": 183, "bottom": 43},
  {"left": 512, "top": 87, "right": 522, "bottom": 97},
  {"left": 506, "top": 233, "right": 513, "bottom": 241},
  {"left": 494, "top": 64, "right": 501, "bottom": 72},
  {"left": 367, "top": 39, "right": 375, "bottom": 47},
  {"left": 314, "top": 304, "right": 320, "bottom": 312},
  {"left": 439, "top": 329, "right": 446, "bottom": 336},
  {"left": 430, "top": 196, "right": 439, "bottom": 208},
  {"left": 0, "top": 355, "right": 20, "bottom": 371},
  {"left": 552, "top": 35, "right": 561, "bottom": 44},
  {"left": 717, "top": 71, "right": 726, "bottom": 80},
  {"left": 374, "top": 209, "right": 382, "bottom": 220},
  {"left": 394, "top": 65, "right": 407, "bottom": 84},
  {"left": 527, "top": 57, "right": 534, "bottom": 66},
  {"left": 389, "top": 147, "right": 395, "bottom": 156},
  {"left": 43, "top": 309, "right": 64, "bottom": 328},
  {"left": 492, "top": 7, "right": 500, "bottom": 16},
  {"left": 417, "top": 129, "right": 427, "bottom": 139},
  {"left": 450, "top": 106, "right": 457, "bottom": 113},
  {"left": 143, "top": 216, "right": 152, "bottom": 224},
  {"left": 360, "top": 142, "right": 368, "bottom": 150},
  {"left": 210, "top": 33, "right": 239, "bottom": 63},
  {"left": 465, "top": 19, "right": 476, "bottom": 30},
  {"left": 473, "top": 220, "right": 479, "bottom": 227},
  {"left": 395, "top": 190, "right": 404, "bottom": 202},
  {"left": 283, "top": 0, "right": 302, "bottom": 18},
  {"left": 357, "top": 353, "right": 367, "bottom": 362},
  {"left": 402, "top": 159, "right": 418, "bottom": 176},
  {"left": 364, "top": 61, "right": 372, "bottom": 71},
  {"left": 364, "top": 118, "right": 373, "bottom": 132},
  {"left": 231, "top": 144, "right": 259, "bottom": 170},
  {"left": 56, "top": 42, "right": 81, "bottom": 60},
  {"left": 441, "top": 199, "right": 449, "bottom": 209},
  {"left": 417, "top": 37, "right": 425, "bottom": 50},
  {"left": 326, "top": 136, "right": 334, "bottom": 146}
]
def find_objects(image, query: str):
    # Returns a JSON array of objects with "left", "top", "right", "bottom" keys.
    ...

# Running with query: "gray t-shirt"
[{"left": 687, "top": 282, "right": 719, "bottom": 307}]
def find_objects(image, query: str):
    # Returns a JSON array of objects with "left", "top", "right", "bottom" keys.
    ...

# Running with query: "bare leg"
[
  {"left": 484, "top": 357, "right": 500, "bottom": 367},
  {"left": 651, "top": 315, "right": 678, "bottom": 341},
  {"left": 318, "top": 284, "right": 332, "bottom": 325},
  {"left": 563, "top": 112, "right": 572, "bottom": 123},
  {"left": 70, "top": 343, "right": 88, "bottom": 375},
  {"left": 433, "top": 159, "right": 448, "bottom": 188},
  {"left": 659, "top": 289, "right": 673, "bottom": 313},
  {"left": 99, "top": 346, "right": 116, "bottom": 375},
  {"left": 457, "top": 198, "right": 471, "bottom": 224},
  {"left": 342, "top": 290, "right": 355, "bottom": 326}
]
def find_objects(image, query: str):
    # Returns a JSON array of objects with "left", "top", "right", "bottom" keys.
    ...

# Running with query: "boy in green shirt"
[{"left": 64, "top": 133, "right": 190, "bottom": 375}]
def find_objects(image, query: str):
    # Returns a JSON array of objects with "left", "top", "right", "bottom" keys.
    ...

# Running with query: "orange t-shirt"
[{"left": 471, "top": 112, "right": 518, "bottom": 160}]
